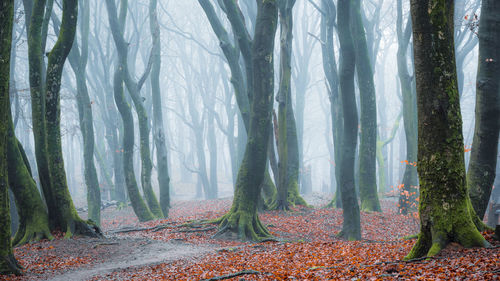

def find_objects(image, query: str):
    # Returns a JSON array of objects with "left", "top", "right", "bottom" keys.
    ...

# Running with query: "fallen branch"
[{"left": 201, "top": 270, "right": 265, "bottom": 281}]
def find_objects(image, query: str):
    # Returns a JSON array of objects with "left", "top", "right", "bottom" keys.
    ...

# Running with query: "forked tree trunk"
[
  {"left": 406, "top": 0, "right": 488, "bottom": 259},
  {"left": 214, "top": 0, "right": 278, "bottom": 241}
]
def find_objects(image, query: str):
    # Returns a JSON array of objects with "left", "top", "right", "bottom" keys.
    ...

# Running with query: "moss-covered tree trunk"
[
  {"left": 320, "top": 0, "right": 343, "bottom": 209},
  {"left": 0, "top": 0, "right": 22, "bottom": 274},
  {"left": 467, "top": 0, "right": 500, "bottom": 220},
  {"left": 43, "top": 0, "right": 100, "bottom": 237},
  {"left": 105, "top": 0, "right": 162, "bottom": 218},
  {"left": 66, "top": 0, "right": 101, "bottom": 226},
  {"left": 149, "top": 0, "right": 170, "bottom": 217},
  {"left": 113, "top": 69, "right": 154, "bottom": 222},
  {"left": 215, "top": 0, "right": 278, "bottom": 241},
  {"left": 351, "top": 0, "right": 380, "bottom": 212},
  {"left": 272, "top": 0, "right": 306, "bottom": 211},
  {"left": 406, "top": 0, "right": 488, "bottom": 259},
  {"left": 396, "top": 0, "right": 419, "bottom": 215},
  {"left": 337, "top": 0, "right": 361, "bottom": 240},
  {"left": 27, "top": 0, "right": 56, "bottom": 226}
]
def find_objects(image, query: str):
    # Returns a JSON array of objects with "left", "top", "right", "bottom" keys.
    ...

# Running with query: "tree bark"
[
  {"left": 467, "top": 0, "right": 500, "bottom": 221},
  {"left": 407, "top": 0, "right": 488, "bottom": 259},
  {"left": 149, "top": 0, "right": 171, "bottom": 216},
  {"left": 351, "top": 0, "right": 380, "bottom": 212},
  {"left": 215, "top": 0, "right": 278, "bottom": 241},
  {"left": 337, "top": 0, "right": 361, "bottom": 240},
  {"left": 0, "top": 0, "right": 22, "bottom": 274},
  {"left": 396, "top": 0, "right": 419, "bottom": 215}
]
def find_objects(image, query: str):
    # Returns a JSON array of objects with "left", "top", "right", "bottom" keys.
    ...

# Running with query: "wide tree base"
[
  {"left": 360, "top": 199, "right": 382, "bottom": 212},
  {"left": 0, "top": 254, "right": 22, "bottom": 276},
  {"left": 13, "top": 218, "right": 53, "bottom": 246},
  {"left": 405, "top": 225, "right": 489, "bottom": 259},
  {"left": 213, "top": 211, "right": 272, "bottom": 241},
  {"left": 63, "top": 217, "right": 104, "bottom": 239},
  {"left": 336, "top": 228, "right": 361, "bottom": 241}
]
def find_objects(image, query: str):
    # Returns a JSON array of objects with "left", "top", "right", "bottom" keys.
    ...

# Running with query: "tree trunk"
[
  {"left": 406, "top": 0, "right": 488, "bottom": 259},
  {"left": 467, "top": 0, "right": 500, "bottom": 221},
  {"left": 351, "top": 0, "right": 380, "bottom": 212},
  {"left": 320, "top": 0, "right": 343, "bottom": 209},
  {"left": 105, "top": 0, "right": 162, "bottom": 219},
  {"left": 337, "top": 0, "right": 361, "bottom": 240},
  {"left": 149, "top": 0, "right": 170, "bottom": 216},
  {"left": 396, "top": 0, "right": 419, "bottom": 215},
  {"left": 1, "top": 0, "right": 22, "bottom": 274},
  {"left": 113, "top": 70, "right": 154, "bottom": 222},
  {"left": 66, "top": 0, "right": 101, "bottom": 226},
  {"left": 215, "top": 0, "right": 278, "bottom": 241}
]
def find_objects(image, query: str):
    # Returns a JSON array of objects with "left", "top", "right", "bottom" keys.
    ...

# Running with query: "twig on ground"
[{"left": 200, "top": 270, "right": 267, "bottom": 281}]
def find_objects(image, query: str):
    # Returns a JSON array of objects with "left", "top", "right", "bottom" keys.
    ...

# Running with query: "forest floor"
[{"left": 1, "top": 194, "right": 499, "bottom": 280}]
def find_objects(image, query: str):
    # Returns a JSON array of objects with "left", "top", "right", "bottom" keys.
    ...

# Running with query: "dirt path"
[{"left": 43, "top": 236, "right": 218, "bottom": 281}]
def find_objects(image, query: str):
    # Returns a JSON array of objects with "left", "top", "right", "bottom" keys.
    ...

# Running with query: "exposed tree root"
[
  {"left": 0, "top": 254, "right": 22, "bottom": 276},
  {"left": 213, "top": 211, "right": 272, "bottom": 241},
  {"left": 64, "top": 218, "right": 104, "bottom": 239}
]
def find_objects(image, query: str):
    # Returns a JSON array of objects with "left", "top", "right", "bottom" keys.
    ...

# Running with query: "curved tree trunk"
[
  {"left": 337, "top": 0, "right": 361, "bottom": 240},
  {"left": 113, "top": 70, "right": 154, "bottom": 222},
  {"left": 351, "top": 0, "right": 380, "bottom": 212},
  {"left": 406, "top": 0, "right": 488, "bottom": 259},
  {"left": 215, "top": 0, "right": 278, "bottom": 241},
  {"left": 467, "top": 0, "right": 500, "bottom": 221},
  {"left": 44, "top": 0, "right": 100, "bottom": 237},
  {"left": 66, "top": 0, "right": 101, "bottom": 226},
  {"left": 105, "top": 0, "right": 162, "bottom": 218},
  {"left": 149, "top": 0, "right": 171, "bottom": 216},
  {"left": 0, "top": 0, "right": 22, "bottom": 274}
]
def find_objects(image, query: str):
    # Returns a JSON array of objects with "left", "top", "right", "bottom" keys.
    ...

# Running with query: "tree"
[
  {"left": 406, "top": 0, "right": 488, "bottom": 259},
  {"left": 214, "top": 0, "right": 279, "bottom": 241},
  {"left": 396, "top": 0, "right": 418, "bottom": 215},
  {"left": 351, "top": 0, "right": 380, "bottom": 212},
  {"left": 66, "top": 0, "right": 101, "bottom": 226},
  {"left": 0, "top": 0, "right": 22, "bottom": 274},
  {"left": 149, "top": 0, "right": 171, "bottom": 216},
  {"left": 23, "top": 0, "right": 101, "bottom": 237},
  {"left": 336, "top": 0, "right": 361, "bottom": 240},
  {"left": 105, "top": 0, "right": 158, "bottom": 221},
  {"left": 273, "top": 0, "right": 307, "bottom": 210},
  {"left": 105, "top": 0, "right": 163, "bottom": 219},
  {"left": 467, "top": 0, "right": 500, "bottom": 221}
]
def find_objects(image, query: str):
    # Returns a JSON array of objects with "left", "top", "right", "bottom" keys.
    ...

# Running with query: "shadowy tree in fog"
[
  {"left": 105, "top": 0, "right": 157, "bottom": 221},
  {"left": 0, "top": 0, "right": 22, "bottom": 274},
  {"left": 213, "top": 0, "right": 279, "bottom": 241},
  {"left": 149, "top": 0, "right": 171, "bottom": 217},
  {"left": 25, "top": 0, "right": 101, "bottom": 237},
  {"left": 272, "top": 0, "right": 307, "bottom": 211},
  {"left": 337, "top": 0, "right": 361, "bottom": 240},
  {"left": 396, "top": 0, "right": 418, "bottom": 215},
  {"left": 406, "top": 0, "right": 488, "bottom": 259},
  {"left": 66, "top": 0, "right": 101, "bottom": 225},
  {"left": 313, "top": 0, "right": 343, "bottom": 208},
  {"left": 467, "top": 0, "right": 500, "bottom": 222},
  {"left": 352, "top": 0, "right": 380, "bottom": 212}
]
